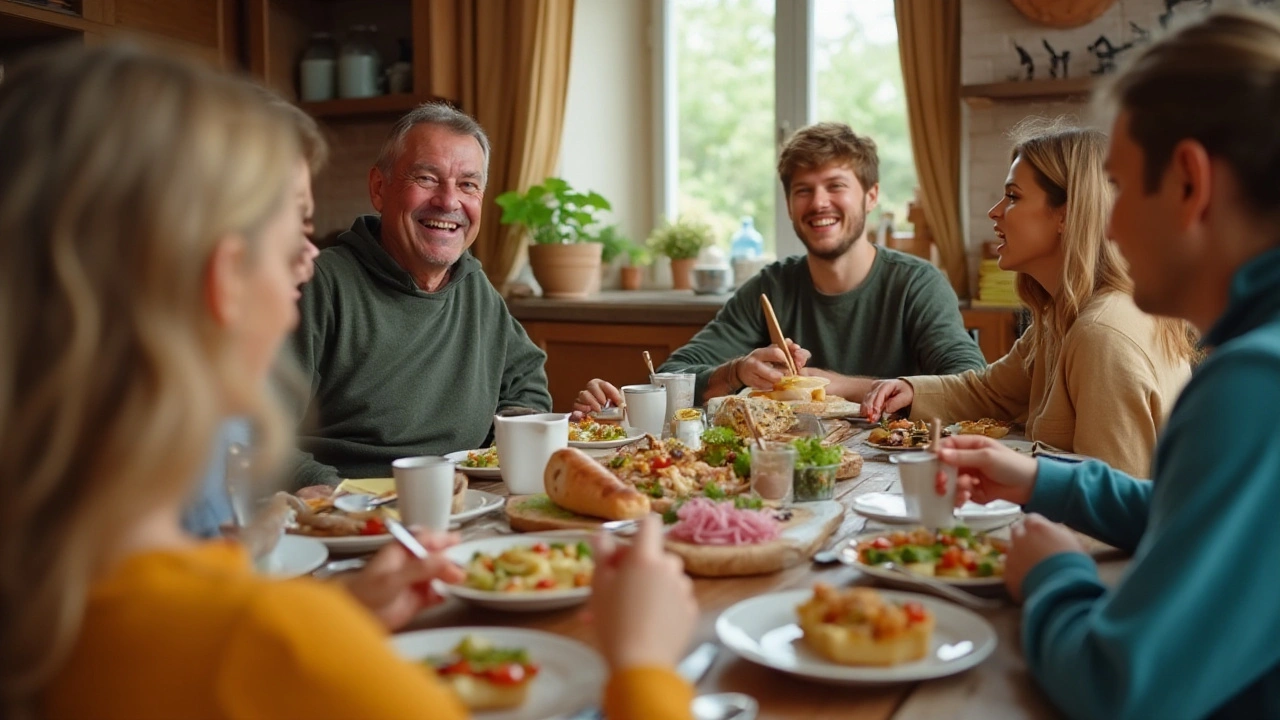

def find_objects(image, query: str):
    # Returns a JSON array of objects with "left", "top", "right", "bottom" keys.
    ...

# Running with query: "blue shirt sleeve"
[
  {"left": 181, "top": 419, "right": 253, "bottom": 538},
  {"left": 1018, "top": 348, "right": 1280, "bottom": 720},
  {"left": 1026, "top": 458, "right": 1150, "bottom": 553}
]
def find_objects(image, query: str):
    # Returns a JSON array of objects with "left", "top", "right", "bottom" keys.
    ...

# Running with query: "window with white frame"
[{"left": 656, "top": 0, "right": 916, "bottom": 258}]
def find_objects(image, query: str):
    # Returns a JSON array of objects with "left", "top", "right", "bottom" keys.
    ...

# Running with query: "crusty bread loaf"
[
  {"left": 543, "top": 448, "right": 650, "bottom": 520},
  {"left": 837, "top": 448, "right": 864, "bottom": 480},
  {"left": 713, "top": 396, "right": 796, "bottom": 437}
]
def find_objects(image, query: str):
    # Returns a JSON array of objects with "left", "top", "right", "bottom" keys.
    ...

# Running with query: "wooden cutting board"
[
  {"left": 506, "top": 496, "right": 845, "bottom": 577},
  {"left": 665, "top": 500, "right": 843, "bottom": 577},
  {"left": 506, "top": 494, "right": 613, "bottom": 532}
]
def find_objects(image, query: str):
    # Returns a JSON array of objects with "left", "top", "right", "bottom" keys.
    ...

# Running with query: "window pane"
[
  {"left": 673, "top": 0, "right": 777, "bottom": 252},
  {"left": 813, "top": 0, "right": 916, "bottom": 225}
]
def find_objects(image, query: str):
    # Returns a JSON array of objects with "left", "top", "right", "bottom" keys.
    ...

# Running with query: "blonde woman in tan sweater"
[{"left": 862, "top": 121, "right": 1194, "bottom": 477}]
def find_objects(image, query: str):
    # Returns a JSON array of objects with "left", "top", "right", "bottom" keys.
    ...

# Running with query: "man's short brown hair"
[
  {"left": 1105, "top": 10, "right": 1280, "bottom": 217},
  {"left": 777, "top": 122, "right": 879, "bottom": 195}
]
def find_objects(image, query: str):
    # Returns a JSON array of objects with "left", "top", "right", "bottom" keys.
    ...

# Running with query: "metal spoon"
[
  {"left": 600, "top": 519, "right": 640, "bottom": 534},
  {"left": 312, "top": 557, "right": 367, "bottom": 579},
  {"left": 692, "top": 693, "right": 757, "bottom": 720},
  {"left": 333, "top": 493, "right": 396, "bottom": 514}
]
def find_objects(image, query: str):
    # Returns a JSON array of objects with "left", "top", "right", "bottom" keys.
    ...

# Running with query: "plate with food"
[
  {"left": 451, "top": 489, "right": 506, "bottom": 524},
  {"left": 442, "top": 532, "right": 596, "bottom": 611},
  {"left": 716, "top": 585, "right": 996, "bottom": 685},
  {"left": 279, "top": 492, "right": 395, "bottom": 554},
  {"left": 850, "top": 492, "right": 1020, "bottom": 530},
  {"left": 392, "top": 628, "right": 603, "bottom": 720},
  {"left": 566, "top": 420, "right": 645, "bottom": 450},
  {"left": 864, "top": 419, "right": 948, "bottom": 451},
  {"left": 946, "top": 418, "right": 1014, "bottom": 439},
  {"left": 841, "top": 526, "right": 1007, "bottom": 588},
  {"left": 254, "top": 534, "right": 328, "bottom": 578},
  {"left": 447, "top": 447, "right": 502, "bottom": 479}
]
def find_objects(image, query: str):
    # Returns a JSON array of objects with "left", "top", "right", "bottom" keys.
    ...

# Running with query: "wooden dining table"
[{"left": 399, "top": 425, "right": 1131, "bottom": 720}]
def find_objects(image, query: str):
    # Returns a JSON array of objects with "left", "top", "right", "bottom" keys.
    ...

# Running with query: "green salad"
[
  {"left": 699, "top": 426, "right": 751, "bottom": 478},
  {"left": 790, "top": 437, "right": 843, "bottom": 501}
]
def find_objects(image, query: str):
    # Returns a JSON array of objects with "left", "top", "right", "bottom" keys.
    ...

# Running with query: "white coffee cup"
[
  {"left": 894, "top": 451, "right": 957, "bottom": 528},
  {"left": 392, "top": 456, "right": 455, "bottom": 531},
  {"left": 622, "top": 384, "right": 667, "bottom": 436},
  {"left": 492, "top": 412, "right": 569, "bottom": 495}
]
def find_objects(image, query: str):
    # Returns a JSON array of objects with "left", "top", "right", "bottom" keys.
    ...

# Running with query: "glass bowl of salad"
[{"left": 791, "top": 436, "right": 843, "bottom": 502}]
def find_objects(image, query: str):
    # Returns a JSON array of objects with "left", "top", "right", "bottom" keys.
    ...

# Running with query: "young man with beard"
[
  {"left": 938, "top": 11, "right": 1280, "bottom": 718},
  {"left": 574, "top": 122, "right": 985, "bottom": 410},
  {"left": 290, "top": 103, "right": 550, "bottom": 488}
]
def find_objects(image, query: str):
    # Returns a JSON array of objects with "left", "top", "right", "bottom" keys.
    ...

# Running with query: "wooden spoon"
[{"left": 760, "top": 294, "right": 798, "bottom": 377}]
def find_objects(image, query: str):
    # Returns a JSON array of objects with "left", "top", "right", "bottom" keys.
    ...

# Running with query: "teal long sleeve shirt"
[{"left": 1017, "top": 248, "right": 1280, "bottom": 720}]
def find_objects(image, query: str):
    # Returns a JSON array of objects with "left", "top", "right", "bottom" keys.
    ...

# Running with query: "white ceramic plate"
[
  {"left": 257, "top": 534, "right": 328, "bottom": 578},
  {"left": 716, "top": 588, "right": 997, "bottom": 685},
  {"left": 391, "top": 626, "right": 604, "bottom": 720},
  {"left": 304, "top": 531, "right": 392, "bottom": 555},
  {"left": 440, "top": 532, "right": 594, "bottom": 612},
  {"left": 567, "top": 425, "right": 646, "bottom": 450},
  {"left": 445, "top": 450, "right": 503, "bottom": 480},
  {"left": 452, "top": 489, "right": 505, "bottom": 524},
  {"left": 840, "top": 530, "right": 1006, "bottom": 589},
  {"left": 851, "top": 492, "right": 1021, "bottom": 531}
]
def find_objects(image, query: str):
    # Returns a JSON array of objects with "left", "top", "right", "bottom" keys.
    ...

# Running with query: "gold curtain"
[
  {"left": 895, "top": 0, "right": 969, "bottom": 297},
  {"left": 425, "top": 0, "right": 576, "bottom": 289}
]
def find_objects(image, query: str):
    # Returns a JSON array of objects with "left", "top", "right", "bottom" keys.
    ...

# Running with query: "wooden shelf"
[
  {"left": 299, "top": 93, "right": 449, "bottom": 119},
  {"left": 0, "top": 0, "right": 101, "bottom": 34},
  {"left": 961, "top": 77, "right": 1095, "bottom": 106}
]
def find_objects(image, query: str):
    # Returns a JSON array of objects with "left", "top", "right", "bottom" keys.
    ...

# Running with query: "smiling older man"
[{"left": 290, "top": 102, "right": 550, "bottom": 488}]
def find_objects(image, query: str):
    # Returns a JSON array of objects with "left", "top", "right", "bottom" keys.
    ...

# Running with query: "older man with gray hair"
[{"left": 290, "top": 102, "right": 550, "bottom": 489}]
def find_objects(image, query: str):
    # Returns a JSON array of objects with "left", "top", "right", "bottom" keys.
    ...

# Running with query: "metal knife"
[{"left": 567, "top": 642, "right": 720, "bottom": 720}]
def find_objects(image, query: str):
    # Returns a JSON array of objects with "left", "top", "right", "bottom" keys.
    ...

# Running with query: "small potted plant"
[
  {"left": 620, "top": 242, "right": 650, "bottom": 291},
  {"left": 496, "top": 177, "right": 611, "bottom": 299},
  {"left": 647, "top": 216, "right": 714, "bottom": 291}
]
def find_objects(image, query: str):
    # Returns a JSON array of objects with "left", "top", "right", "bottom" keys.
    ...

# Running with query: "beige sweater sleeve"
[
  {"left": 905, "top": 333, "right": 1035, "bottom": 423},
  {"left": 1061, "top": 323, "right": 1164, "bottom": 478}
]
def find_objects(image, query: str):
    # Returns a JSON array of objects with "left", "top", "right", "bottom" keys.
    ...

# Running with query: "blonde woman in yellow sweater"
[
  {"left": 0, "top": 45, "right": 695, "bottom": 720},
  {"left": 863, "top": 121, "right": 1194, "bottom": 477}
]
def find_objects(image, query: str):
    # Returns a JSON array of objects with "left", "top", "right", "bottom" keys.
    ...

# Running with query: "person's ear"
[
  {"left": 864, "top": 182, "right": 880, "bottom": 212},
  {"left": 369, "top": 166, "right": 386, "bottom": 214},
  {"left": 204, "top": 234, "right": 248, "bottom": 328},
  {"left": 1169, "top": 139, "right": 1213, "bottom": 229}
]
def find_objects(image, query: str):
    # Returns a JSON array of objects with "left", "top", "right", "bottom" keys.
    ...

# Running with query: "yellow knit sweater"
[{"left": 906, "top": 292, "right": 1190, "bottom": 477}]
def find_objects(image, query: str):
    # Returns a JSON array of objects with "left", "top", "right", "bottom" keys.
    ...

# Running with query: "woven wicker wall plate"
[{"left": 1007, "top": 0, "right": 1118, "bottom": 28}]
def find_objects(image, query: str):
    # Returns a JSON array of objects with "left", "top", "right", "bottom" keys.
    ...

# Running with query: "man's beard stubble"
[{"left": 799, "top": 202, "right": 867, "bottom": 262}]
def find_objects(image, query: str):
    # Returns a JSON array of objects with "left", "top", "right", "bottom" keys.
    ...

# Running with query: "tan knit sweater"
[{"left": 906, "top": 292, "right": 1191, "bottom": 477}]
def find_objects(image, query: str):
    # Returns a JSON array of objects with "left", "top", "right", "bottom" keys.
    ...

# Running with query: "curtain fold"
[
  {"left": 425, "top": 0, "right": 576, "bottom": 289},
  {"left": 895, "top": 0, "right": 969, "bottom": 297}
]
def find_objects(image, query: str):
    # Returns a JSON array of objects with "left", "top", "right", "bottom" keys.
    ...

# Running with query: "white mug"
[
  {"left": 492, "top": 412, "right": 569, "bottom": 494},
  {"left": 392, "top": 456, "right": 455, "bottom": 531},
  {"left": 622, "top": 384, "right": 667, "bottom": 436},
  {"left": 894, "top": 452, "right": 957, "bottom": 529}
]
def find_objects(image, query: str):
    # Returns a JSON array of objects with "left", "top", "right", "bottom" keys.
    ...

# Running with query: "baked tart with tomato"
[
  {"left": 796, "top": 584, "right": 935, "bottom": 666},
  {"left": 429, "top": 635, "right": 539, "bottom": 710}
]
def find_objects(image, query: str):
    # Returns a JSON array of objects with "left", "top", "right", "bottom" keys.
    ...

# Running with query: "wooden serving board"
[
  {"left": 506, "top": 496, "right": 845, "bottom": 578},
  {"left": 505, "top": 494, "right": 609, "bottom": 533},
  {"left": 665, "top": 500, "right": 843, "bottom": 577}
]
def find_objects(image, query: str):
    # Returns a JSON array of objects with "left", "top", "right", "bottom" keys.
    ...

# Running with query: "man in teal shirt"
[
  {"left": 940, "top": 11, "right": 1280, "bottom": 719},
  {"left": 574, "top": 123, "right": 985, "bottom": 411}
]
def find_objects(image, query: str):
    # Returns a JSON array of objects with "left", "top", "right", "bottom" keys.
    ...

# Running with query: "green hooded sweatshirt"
[{"left": 290, "top": 216, "right": 550, "bottom": 486}]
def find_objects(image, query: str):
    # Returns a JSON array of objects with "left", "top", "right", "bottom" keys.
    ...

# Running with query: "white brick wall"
[{"left": 955, "top": 0, "right": 1253, "bottom": 291}]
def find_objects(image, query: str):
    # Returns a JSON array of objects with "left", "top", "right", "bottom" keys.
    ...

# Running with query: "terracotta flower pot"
[
  {"left": 528, "top": 242, "right": 603, "bottom": 299},
  {"left": 620, "top": 265, "right": 644, "bottom": 290},
  {"left": 670, "top": 257, "right": 697, "bottom": 291}
]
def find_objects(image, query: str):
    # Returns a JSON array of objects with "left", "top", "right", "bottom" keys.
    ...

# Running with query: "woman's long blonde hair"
[
  {"left": 0, "top": 44, "right": 300, "bottom": 717},
  {"left": 1009, "top": 119, "right": 1196, "bottom": 369}
]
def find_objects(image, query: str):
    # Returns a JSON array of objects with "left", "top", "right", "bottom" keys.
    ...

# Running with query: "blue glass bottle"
[{"left": 729, "top": 216, "right": 764, "bottom": 260}]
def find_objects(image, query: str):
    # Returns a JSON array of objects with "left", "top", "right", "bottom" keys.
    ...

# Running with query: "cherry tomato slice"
[
  {"left": 904, "top": 602, "right": 928, "bottom": 624},
  {"left": 871, "top": 537, "right": 893, "bottom": 550}
]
